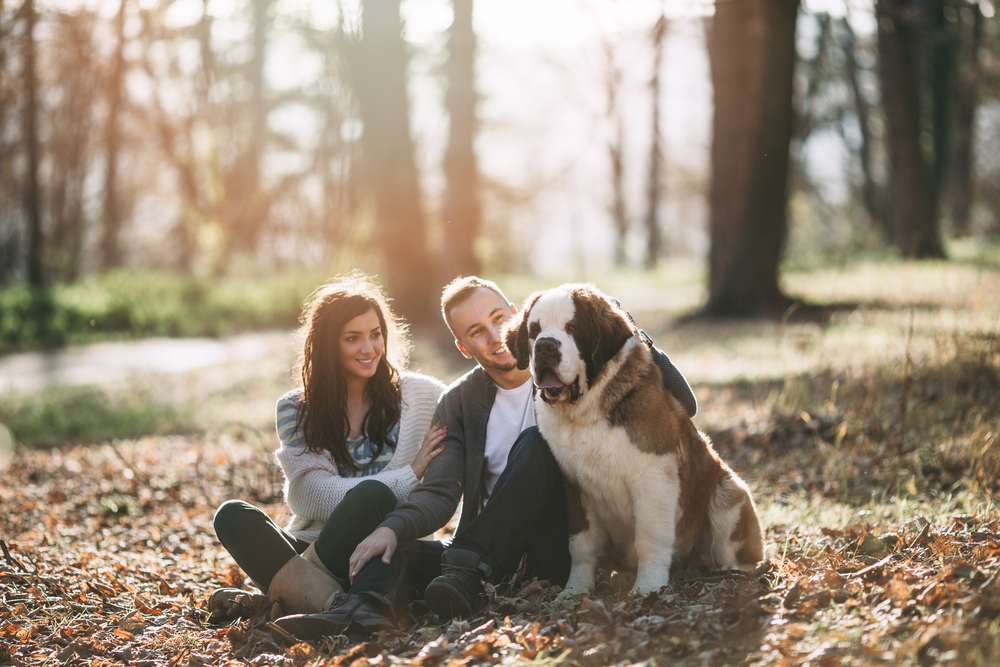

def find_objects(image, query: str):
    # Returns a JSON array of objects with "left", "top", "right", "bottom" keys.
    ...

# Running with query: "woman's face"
[{"left": 338, "top": 308, "right": 385, "bottom": 383}]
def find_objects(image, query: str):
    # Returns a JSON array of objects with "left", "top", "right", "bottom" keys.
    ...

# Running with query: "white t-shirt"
[{"left": 483, "top": 378, "right": 537, "bottom": 499}]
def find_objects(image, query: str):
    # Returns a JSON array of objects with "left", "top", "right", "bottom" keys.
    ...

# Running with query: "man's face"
[{"left": 450, "top": 287, "right": 518, "bottom": 373}]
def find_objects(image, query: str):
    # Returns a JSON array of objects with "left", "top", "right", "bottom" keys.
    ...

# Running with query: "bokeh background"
[{"left": 2, "top": 0, "right": 999, "bottom": 319}]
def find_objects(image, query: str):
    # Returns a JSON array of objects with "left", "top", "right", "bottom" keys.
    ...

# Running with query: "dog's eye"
[{"left": 565, "top": 321, "right": 575, "bottom": 333}]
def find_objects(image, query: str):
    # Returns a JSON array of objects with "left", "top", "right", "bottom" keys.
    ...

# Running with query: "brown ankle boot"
[{"left": 266, "top": 543, "right": 344, "bottom": 616}]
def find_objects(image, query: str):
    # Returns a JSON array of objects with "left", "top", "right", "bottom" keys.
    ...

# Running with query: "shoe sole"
[
  {"left": 424, "top": 580, "right": 473, "bottom": 619},
  {"left": 273, "top": 615, "right": 348, "bottom": 641}
]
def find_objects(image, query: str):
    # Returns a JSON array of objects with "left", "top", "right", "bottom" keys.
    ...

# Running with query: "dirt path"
[{"left": 0, "top": 331, "right": 295, "bottom": 395}]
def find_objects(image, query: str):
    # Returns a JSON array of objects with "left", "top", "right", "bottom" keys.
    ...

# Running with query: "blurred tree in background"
[
  {"left": 644, "top": 13, "right": 667, "bottom": 271},
  {"left": 601, "top": 30, "right": 628, "bottom": 270},
  {"left": 442, "top": 0, "right": 483, "bottom": 280},
  {"left": 877, "top": 0, "right": 946, "bottom": 258},
  {"left": 22, "top": 0, "right": 44, "bottom": 288},
  {"left": 349, "top": 0, "right": 435, "bottom": 322},
  {"left": 101, "top": 0, "right": 129, "bottom": 270},
  {"left": 706, "top": 0, "right": 800, "bottom": 318},
  {"left": 949, "top": 0, "right": 984, "bottom": 236}
]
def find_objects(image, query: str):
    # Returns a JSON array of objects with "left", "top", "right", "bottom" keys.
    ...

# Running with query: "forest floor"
[{"left": 2, "top": 258, "right": 1000, "bottom": 667}]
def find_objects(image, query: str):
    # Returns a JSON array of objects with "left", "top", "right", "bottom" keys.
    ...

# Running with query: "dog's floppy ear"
[
  {"left": 572, "top": 286, "right": 635, "bottom": 385},
  {"left": 503, "top": 292, "right": 541, "bottom": 370}
]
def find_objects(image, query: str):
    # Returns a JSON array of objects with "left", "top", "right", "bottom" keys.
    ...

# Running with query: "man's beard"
[{"left": 480, "top": 354, "right": 517, "bottom": 373}]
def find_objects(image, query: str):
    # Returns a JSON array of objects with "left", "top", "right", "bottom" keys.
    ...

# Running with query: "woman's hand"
[
  {"left": 410, "top": 422, "right": 446, "bottom": 479},
  {"left": 349, "top": 526, "right": 398, "bottom": 582}
]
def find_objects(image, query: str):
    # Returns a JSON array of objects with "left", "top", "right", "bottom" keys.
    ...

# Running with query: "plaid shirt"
[{"left": 338, "top": 425, "right": 400, "bottom": 478}]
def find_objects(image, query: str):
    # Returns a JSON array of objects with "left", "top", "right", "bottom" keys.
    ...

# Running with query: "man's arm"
[
  {"left": 348, "top": 387, "right": 469, "bottom": 576},
  {"left": 612, "top": 298, "right": 697, "bottom": 418},
  {"left": 651, "top": 346, "right": 697, "bottom": 418},
  {"left": 379, "top": 391, "right": 467, "bottom": 540}
]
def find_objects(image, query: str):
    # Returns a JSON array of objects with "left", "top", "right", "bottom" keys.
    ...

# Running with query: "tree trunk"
[
  {"left": 102, "top": 0, "right": 128, "bottom": 270},
  {"left": 927, "top": 0, "right": 956, "bottom": 213},
  {"left": 169, "top": 0, "right": 214, "bottom": 271},
  {"left": 45, "top": 11, "right": 99, "bottom": 282},
  {"left": 601, "top": 40, "right": 628, "bottom": 267},
  {"left": 442, "top": 0, "right": 482, "bottom": 279},
  {"left": 227, "top": 0, "right": 271, "bottom": 256},
  {"left": 23, "top": 0, "right": 44, "bottom": 287},
  {"left": 352, "top": 0, "right": 434, "bottom": 322},
  {"left": 843, "top": 16, "right": 890, "bottom": 239},
  {"left": 644, "top": 14, "right": 667, "bottom": 270},
  {"left": 876, "top": 0, "right": 945, "bottom": 258},
  {"left": 949, "top": 3, "right": 982, "bottom": 236},
  {"left": 610, "top": 116, "right": 627, "bottom": 267},
  {"left": 706, "top": 0, "right": 799, "bottom": 318}
]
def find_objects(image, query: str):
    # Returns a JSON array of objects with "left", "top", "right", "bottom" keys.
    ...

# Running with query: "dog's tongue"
[{"left": 534, "top": 370, "right": 564, "bottom": 390}]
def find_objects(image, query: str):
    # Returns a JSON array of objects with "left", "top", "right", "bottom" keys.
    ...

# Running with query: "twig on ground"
[
  {"left": 167, "top": 648, "right": 190, "bottom": 667},
  {"left": 675, "top": 570, "right": 758, "bottom": 584},
  {"left": 107, "top": 439, "right": 154, "bottom": 486},
  {"left": 1, "top": 539, "right": 27, "bottom": 572},
  {"left": 847, "top": 553, "right": 894, "bottom": 579},
  {"left": 266, "top": 621, "right": 298, "bottom": 645},
  {"left": 898, "top": 307, "right": 915, "bottom": 450}
]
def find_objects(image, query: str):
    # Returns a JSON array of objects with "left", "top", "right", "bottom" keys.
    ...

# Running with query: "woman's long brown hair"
[{"left": 294, "top": 274, "right": 410, "bottom": 471}]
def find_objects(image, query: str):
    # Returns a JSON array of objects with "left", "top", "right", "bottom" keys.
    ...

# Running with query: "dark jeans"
[
  {"left": 350, "top": 426, "right": 571, "bottom": 607},
  {"left": 213, "top": 479, "right": 397, "bottom": 593}
]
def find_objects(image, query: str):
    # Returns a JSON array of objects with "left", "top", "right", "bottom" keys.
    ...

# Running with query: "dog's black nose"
[{"left": 534, "top": 337, "right": 561, "bottom": 361}]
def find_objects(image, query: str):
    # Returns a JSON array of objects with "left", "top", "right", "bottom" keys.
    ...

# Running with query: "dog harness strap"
[{"left": 612, "top": 298, "right": 654, "bottom": 349}]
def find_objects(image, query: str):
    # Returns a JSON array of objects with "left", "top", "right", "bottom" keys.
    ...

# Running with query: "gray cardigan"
[{"left": 378, "top": 347, "right": 697, "bottom": 543}]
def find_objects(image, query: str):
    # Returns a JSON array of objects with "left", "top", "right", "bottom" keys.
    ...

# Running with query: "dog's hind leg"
[
  {"left": 708, "top": 473, "right": 764, "bottom": 571},
  {"left": 631, "top": 466, "right": 680, "bottom": 594}
]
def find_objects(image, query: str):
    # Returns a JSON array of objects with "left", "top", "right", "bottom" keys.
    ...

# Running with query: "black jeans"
[
  {"left": 213, "top": 479, "right": 397, "bottom": 593},
  {"left": 350, "top": 427, "right": 571, "bottom": 607}
]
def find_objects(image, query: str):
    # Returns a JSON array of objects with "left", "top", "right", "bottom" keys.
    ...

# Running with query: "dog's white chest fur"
[{"left": 536, "top": 383, "right": 682, "bottom": 583}]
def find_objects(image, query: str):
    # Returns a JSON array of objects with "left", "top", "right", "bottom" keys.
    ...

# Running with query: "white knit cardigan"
[{"left": 274, "top": 371, "right": 446, "bottom": 542}]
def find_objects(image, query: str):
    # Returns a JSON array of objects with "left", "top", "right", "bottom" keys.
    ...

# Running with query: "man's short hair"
[{"left": 441, "top": 276, "right": 509, "bottom": 339}]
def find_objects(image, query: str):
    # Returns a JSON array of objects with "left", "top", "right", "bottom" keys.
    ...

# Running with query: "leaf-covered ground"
[
  {"left": 3, "top": 259, "right": 1000, "bottom": 666},
  {"left": 3, "top": 335, "right": 1000, "bottom": 667}
]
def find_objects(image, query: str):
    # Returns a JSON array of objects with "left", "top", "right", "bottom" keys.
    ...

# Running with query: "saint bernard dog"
[{"left": 504, "top": 284, "right": 764, "bottom": 595}]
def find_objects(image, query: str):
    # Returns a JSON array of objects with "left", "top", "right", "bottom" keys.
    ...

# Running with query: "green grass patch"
[
  {"left": 0, "top": 385, "right": 193, "bottom": 448},
  {"left": 0, "top": 268, "right": 334, "bottom": 354}
]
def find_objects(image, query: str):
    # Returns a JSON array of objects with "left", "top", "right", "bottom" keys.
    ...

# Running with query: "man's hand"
[{"left": 349, "top": 526, "right": 398, "bottom": 582}]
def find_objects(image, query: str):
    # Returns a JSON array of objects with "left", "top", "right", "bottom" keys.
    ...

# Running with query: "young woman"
[{"left": 210, "top": 275, "right": 446, "bottom": 617}]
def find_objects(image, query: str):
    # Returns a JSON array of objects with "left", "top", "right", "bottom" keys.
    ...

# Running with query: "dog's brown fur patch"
[
  {"left": 596, "top": 339, "right": 760, "bottom": 571},
  {"left": 674, "top": 424, "right": 729, "bottom": 560},
  {"left": 569, "top": 288, "right": 635, "bottom": 388},
  {"left": 733, "top": 495, "right": 766, "bottom": 565},
  {"left": 603, "top": 345, "right": 686, "bottom": 454},
  {"left": 504, "top": 292, "right": 543, "bottom": 371}
]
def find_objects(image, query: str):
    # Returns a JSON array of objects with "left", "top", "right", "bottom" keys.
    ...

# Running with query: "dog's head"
[{"left": 504, "top": 284, "right": 636, "bottom": 405}]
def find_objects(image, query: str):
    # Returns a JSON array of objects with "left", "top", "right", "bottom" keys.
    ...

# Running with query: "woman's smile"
[{"left": 339, "top": 309, "right": 385, "bottom": 382}]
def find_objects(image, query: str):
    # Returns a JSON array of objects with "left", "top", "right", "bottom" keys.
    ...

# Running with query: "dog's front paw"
[
  {"left": 631, "top": 572, "right": 669, "bottom": 596},
  {"left": 563, "top": 572, "right": 593, "bottom": 596}
]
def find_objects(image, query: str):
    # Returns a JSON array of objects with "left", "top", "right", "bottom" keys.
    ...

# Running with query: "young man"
[{"left": 274, "top": 277, "right": 697, "bottom": 636}]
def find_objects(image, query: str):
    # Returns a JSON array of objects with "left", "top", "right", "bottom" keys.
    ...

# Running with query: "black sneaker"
[
  {"left": 273, "top": 592, "right": 391, "bottom": 641},
  {"left": 424, "top": 548, "right": 492, "bottom": 619}
]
